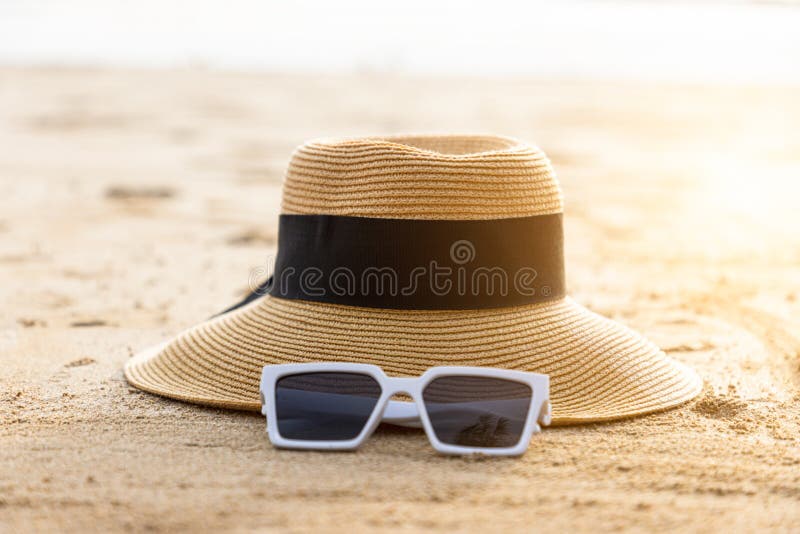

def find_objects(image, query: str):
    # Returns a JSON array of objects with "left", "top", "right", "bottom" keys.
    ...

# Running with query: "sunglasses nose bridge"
[{"left": 383, "top": 376, "right": 418, "bottom": 396}]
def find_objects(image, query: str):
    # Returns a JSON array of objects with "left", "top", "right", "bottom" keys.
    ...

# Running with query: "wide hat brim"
[{"left": 124, "top": 294, "right": 701, "bottom": 424}]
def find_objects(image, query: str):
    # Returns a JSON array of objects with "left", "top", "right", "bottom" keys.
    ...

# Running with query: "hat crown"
[{"left": 281, "top": 135, "right": 563, "bottom": 220}]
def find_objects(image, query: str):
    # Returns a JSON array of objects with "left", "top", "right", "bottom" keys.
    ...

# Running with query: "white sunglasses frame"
[{"left": 260, "top": 363, "right": 551, "bottom": 456}]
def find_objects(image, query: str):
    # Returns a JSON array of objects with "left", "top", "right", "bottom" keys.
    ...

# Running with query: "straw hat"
[{"left": 125, "top": 134, "right": 701, "bottom": 424}]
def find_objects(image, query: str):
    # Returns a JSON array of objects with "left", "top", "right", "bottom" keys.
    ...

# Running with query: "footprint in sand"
[
  {"left": 26, "top": 110, "right": 134, "bottom": 132},
  {"left": 69, "top": 320, "right": 108, "bottom": 328},
  {"left": 692, "top": 389, "right": 749, "bottom": 419},
  {"left": 226, "top": 229, "right": 276, "bottom": 247},
  {"left": 64, "top": 358, "right": 97, "bottom": 368},
  {"left": 105, "top": 186, "right": 176, "bottom": 200}
]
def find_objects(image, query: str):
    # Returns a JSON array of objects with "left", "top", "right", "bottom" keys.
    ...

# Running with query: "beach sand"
[{"left": 1, "top": 67, "right": 799, "bottom": 532}]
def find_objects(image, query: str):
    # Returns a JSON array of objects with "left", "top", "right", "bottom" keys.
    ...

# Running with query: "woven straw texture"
[{"left": 125, "top": 135, "right": 701, "bottom": 424}]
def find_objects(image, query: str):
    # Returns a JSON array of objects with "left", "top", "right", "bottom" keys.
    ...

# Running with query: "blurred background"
[
  {"left": 1, "top": 0, "right": 798, "bottom": 310},
  {"left": 2, "top": 0, "right": 799, "bottom": 83},
  {"left": 1, "top": 0, "right": 799, "bottom": 321},
  {"left": 0, "top": 0, "right": 800, "bottom": 83}
]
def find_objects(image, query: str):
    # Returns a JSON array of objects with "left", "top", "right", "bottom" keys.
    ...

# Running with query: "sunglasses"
[{"left": 259, "top": 363, "right": 551, "bottom": 456}]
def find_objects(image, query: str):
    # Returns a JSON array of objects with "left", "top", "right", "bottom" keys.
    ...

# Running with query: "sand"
[{"left": 1, "top": 67, "right": 799, "bottom": 532}]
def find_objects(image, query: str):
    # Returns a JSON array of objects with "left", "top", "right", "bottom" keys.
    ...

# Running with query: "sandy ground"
[{"left": 1, "top": 67, "right": 799, "bottom": 532}]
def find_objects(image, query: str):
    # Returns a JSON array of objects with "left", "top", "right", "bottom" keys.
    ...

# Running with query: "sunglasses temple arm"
[
  {"left": 538, "top": 400, "right": 552, "bottom": 426},
  {"left": 260, "top": 391, "right": 269, "bottom": 416}
]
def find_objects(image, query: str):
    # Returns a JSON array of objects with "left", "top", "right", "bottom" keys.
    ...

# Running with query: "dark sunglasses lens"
[
  {"left": 275, "top": 372, "right": 382, "bottom": 441},
  {"left": 422, "top": 376, "right": 532, "bottom": 448}
]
